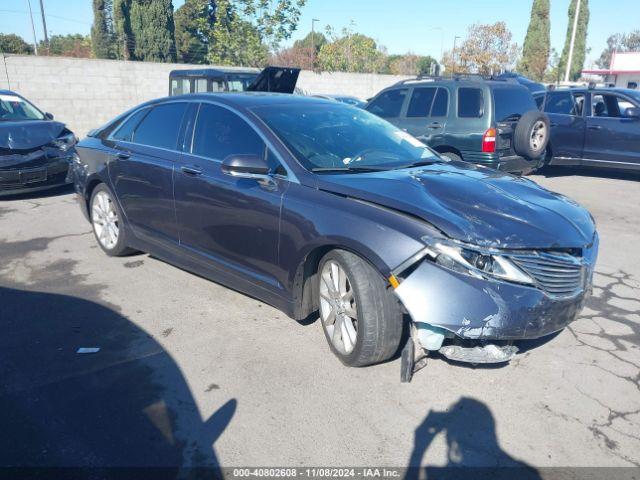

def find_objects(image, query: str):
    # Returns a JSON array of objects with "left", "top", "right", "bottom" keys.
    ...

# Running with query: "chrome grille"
[{"left": 508, "top": 251, "right": 585, "bottom": 298}]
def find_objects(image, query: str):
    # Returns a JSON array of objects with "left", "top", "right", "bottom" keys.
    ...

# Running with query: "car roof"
[
  {"left": 0, "top": 89, "right": 19, "bottom": 96},
  {"left": 159, "top": 92, "right": 338, "bottom": 108},
  {"left": 539, "top": 87, "right": 639, "bottom": 95},
  {"left": 169, "top": 67, "right": 259, "bottom": 77}
]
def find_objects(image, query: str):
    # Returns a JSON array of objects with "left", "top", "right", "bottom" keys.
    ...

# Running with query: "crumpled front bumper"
[
  {"left": 394, "top": 259, "right": 590, "bottom": 340},
  {"left": 0, "top": 156, "right": 72, "bottom": 196}
]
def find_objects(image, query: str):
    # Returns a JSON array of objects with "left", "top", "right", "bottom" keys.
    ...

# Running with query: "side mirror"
[
  {"left": 45, "top": 112, "right": 54, "bottom": 120},
  {"left": 624, "top": 107, "right": 640, "bottom": 119},
  {"left": 221, "top": 154, "right": 271, "bottom": 179}
]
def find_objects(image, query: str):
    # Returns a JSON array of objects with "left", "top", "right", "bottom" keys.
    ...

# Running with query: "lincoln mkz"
[{"left": 71, "top": 94, "right": 598, "bottom": 374}]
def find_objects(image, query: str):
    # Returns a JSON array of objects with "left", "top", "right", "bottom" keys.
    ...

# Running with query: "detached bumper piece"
[{"left": 439, "top": 344, "right": 518, "bottom": 364}]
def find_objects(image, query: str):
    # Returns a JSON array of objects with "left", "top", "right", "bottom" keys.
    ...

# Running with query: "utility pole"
[
  {"left": 564, "top": 0, "right": 581, "bottom": 83},
  {"left": 452, "top": 35, "right": 461, "bottom": 75},
  {"left": 26, "top": 0, "right": 39, "bottom": 55},
  {"left": 39, "top": 0, "right": 49, "bottom": 51},
  {"left": 311, "top": 18, "right": 319, "bottom": 69}
]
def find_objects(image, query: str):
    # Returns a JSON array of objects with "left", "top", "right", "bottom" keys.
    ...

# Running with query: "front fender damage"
[{"left": 391, "top": 249, "right": 587, "bottom": 379}]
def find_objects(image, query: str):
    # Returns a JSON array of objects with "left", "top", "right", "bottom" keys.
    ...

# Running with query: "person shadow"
[
  {"left": 405, "top": 397, "right": 541, "bottom": 480},
  {"left": 0, "top": 285, "right": 235, "bottom": 479}
]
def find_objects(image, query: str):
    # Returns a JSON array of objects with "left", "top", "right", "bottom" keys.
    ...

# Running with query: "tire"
[
  {"left": 439, "top": 151, "right": 462, "bottom": 162},
  {"left": 90, "top": 183, "right": 134, "bottom": 257},
  {"left": 513, "top": 110, "right": 550, "bottom": 159},
  {"left": 317, "top": 249, "right": 403, "bottom": 367}
]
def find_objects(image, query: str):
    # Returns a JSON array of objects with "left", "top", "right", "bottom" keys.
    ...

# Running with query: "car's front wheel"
[
  {"left": 318, "top": 250, "right": 403, "bottom": 367},
  {"left": 90, "top": 183, "right": 134, "bottom": 257}
]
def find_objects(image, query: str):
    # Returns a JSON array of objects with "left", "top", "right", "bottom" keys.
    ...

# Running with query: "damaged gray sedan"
[{"left": 72, "top": 95, "right": 597, "bottom": 379}]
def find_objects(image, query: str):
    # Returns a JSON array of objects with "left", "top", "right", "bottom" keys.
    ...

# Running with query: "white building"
[{"left": 583, "top": 52, "right": 640, "bottom": 89}]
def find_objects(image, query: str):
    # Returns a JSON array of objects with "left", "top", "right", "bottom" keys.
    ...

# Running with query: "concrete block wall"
[{"left": 0, "top": 55, "right": 410, "bottom": 137}]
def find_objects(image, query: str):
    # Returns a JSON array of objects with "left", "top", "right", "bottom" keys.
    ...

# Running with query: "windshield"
[
  {"left": 252, "top": 103, "right": 440, "bottom": 172},
  {"left": 625, "top": 90, "right": 640, "bottom": 103},
  {"left": 0, "top": 93, "right": 45, "bottom": 121},
  {"left": 492, "top": 87, "right": 537, "bottom": 122}
]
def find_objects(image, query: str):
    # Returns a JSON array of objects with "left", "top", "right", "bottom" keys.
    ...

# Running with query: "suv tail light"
[{"left": 481, "top": 128, "right": 497, "bottom": 153}]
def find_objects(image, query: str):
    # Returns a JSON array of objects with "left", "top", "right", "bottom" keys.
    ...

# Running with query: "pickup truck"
[{"left": 534, "top": 87, "right": 640, "bottom": 171}]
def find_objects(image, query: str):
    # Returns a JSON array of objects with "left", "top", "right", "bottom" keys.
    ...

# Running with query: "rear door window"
[
  {"left": 366, "top": 89, "right": 408, "bottom": 118},
  {"left": 132, "top": 102, "right": 188, "bottom": 150},
  {"left": 492, "top": 87, "right": 537, "bottom": 121},
  {"left": 544, "top": 92, "right": 574, "bottom": 115},
  {"left": 191, "top": 103, "right": 265, "bottom": 160},
  {"left": 457, "top": 88, "right": 483, "bottom": 118},
  {"left": 407, "top": 87, "right": 436, "bottom": 117},
  {"left": 431, "top": 88, "right": 448, "bottom": 117}
]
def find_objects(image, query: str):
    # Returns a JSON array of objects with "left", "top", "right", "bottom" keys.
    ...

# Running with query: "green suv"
[{"left": 365, "top": 77, "right": 550, "bottom": 174}]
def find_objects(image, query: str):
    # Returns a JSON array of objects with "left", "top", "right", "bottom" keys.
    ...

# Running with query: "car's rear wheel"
[
  {"left": 318, "top": 250, "right": 403, "bottom": 367},
  {"left": 90, "top": 184, "right": 133, "bottom": 257}
]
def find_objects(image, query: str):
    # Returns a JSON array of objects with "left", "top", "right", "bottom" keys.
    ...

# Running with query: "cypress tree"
[
  {"left": 129, "top": 0, "right": 177, "bottom": 62},
  {"left": 91, "top": 0, "right": 115, "bottom": 58},
  {"left": 518, "top": 0, "right": 550, "bottom": 81},
  {"left": 559, "top": 0, "right": 590, "bottom": 81},
  {"left": 113, "top": 0, "right": 133, "bottom": 60}
]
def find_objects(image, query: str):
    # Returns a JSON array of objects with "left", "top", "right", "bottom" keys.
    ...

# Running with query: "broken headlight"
[
  {"left": 425, "top": 239, "right": 534, "bottom": 285},
  {"left": 50, "top": 132, "right": 77, "bottom": 152}
]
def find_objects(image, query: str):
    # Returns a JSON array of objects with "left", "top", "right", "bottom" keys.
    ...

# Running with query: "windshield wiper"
[
  {"left": 310, "top": 165, "right": 391, "bottom": 173},
  {"left": 390, "top": 159, "right": 439, "bottom": 170}
]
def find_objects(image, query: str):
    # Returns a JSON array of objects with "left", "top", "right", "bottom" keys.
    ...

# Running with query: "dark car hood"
[
  {"left": 315, "top": 161, "right": 596, "bottom": 249},
  {"left": 0, "top": 120, "right": 66, "bottom": 150},
  {"left": 247, "top": 66, "right": 300, "bottom": 94}
]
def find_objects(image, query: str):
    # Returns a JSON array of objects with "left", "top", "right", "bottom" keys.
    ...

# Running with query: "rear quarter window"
[
  {"left": 457, "top": 88, "right": 483, "bottom": 118},
  {"left": 492, "top": 87, "right": 537, "bottom": 121}
]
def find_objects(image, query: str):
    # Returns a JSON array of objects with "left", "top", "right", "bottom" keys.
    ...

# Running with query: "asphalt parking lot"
[{"left": 1, "top": 167, "right": 639, "bottom": 472}]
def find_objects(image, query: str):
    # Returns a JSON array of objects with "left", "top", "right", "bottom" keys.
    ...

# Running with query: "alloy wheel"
[
  {"left": 319, "top": 260, "right": 359, "bottom": 354},
  {"left": 92, "top": 190, "right": 120, "bottom": 250}
]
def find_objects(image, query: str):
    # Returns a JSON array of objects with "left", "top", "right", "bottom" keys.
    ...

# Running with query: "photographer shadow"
[{"left": 405, "top": 397, "right": 541, "bottom": 480}]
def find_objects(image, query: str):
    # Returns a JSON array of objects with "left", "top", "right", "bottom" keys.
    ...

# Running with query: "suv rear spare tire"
[{"left": 513, "top": 110, "right": 550, "bottom": 159}]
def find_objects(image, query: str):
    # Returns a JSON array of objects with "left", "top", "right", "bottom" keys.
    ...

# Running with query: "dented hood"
[
  {"left": 315, "top": 161, "right": 596, "bottom": 249},
  {"left": 0, "top": 120, "right": 66, "bottom": 150}
]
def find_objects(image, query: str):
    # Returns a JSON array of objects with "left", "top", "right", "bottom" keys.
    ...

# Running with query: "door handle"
[
  {"left": 588, "top": 125, "right": 602, "bottom": 130},
  {"left": 181, "top": 165, "right": 203, "bottom": 176},
  {"left": 427, "top": 122, "right": 442, "bottom": 129},
  {"left": 116, "top": 152, "right": 131, "bottom": 159}
]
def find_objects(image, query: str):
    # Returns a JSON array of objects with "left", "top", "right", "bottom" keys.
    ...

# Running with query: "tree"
[
  {"left": 0, "top": 34, "right": 33, "bottom": 54},
  {"left": 317, "top": 27, "right": 386, "bottom": 73},
  {"left": 174, "top": 0, "right": 212, "bottom": 63},
  {"left": 235, "top": 0, "right": 307, "bottom": 48},
  {"left": 596, "top": 30, "right": 640, "bottom": 69},
  {"left": 558, "top": 0, "right": 589, "bottom": 81},
  {"left": 207, "top": 0, "right": 268, "bottom": 66},
  {"left": 518, "top": 0, "right": 550, "bottom": 81},
  {"left": 453, "top": 22, "right": 519, "bottom": 75},
  {"left": 41, "top": 34, "right": 92, "bottom": 58},
  {"left": 91, "top": 0, "right": 115, "bottom": 58},
  {"left": 128, "top": 0, "right": 177, "bottom": 62},
  {"left": 113, "top": 0, "right": 133, "bottom": 60},
  {"left": 383, "top": 54, "right": 438, "bottom": 76}
]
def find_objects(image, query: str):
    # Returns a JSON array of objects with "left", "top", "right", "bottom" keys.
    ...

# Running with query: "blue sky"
[{"left": 1, "top": 0, "right": 638, "bottom": 67}]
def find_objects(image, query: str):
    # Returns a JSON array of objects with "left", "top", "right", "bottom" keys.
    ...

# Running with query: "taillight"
[{"left": 481, "top": 127, "right": 497, "bottom": 153}]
